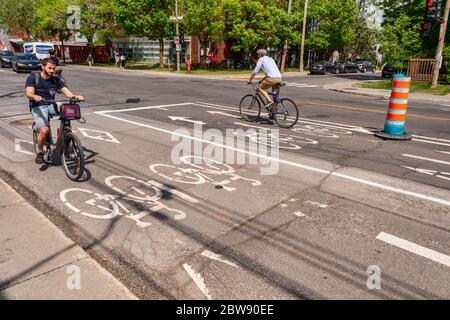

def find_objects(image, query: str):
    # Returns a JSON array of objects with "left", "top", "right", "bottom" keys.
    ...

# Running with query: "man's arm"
[
  {"left": 60, "top": 87, "right": 84, "bottom": 101},
  {"left": 248, "top": 58, "right": 263, "bottom": 84},
  {"left": 25, "top": 86, "right": 43, "bottom": 102}
]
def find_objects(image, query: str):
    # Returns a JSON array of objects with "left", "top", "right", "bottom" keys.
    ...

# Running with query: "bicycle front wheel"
[
  {"left": 239, "top": 94, "right": 260, "bottom": 122},
  {"left": 273, "top": 98, "right": 299, "bottom": 129},
  {"left": 61, "top": 132, "right": 85, "bottom": 181}
]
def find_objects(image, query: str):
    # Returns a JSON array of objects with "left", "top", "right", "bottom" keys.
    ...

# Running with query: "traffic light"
[
  {"left": 421, "top": 21, "right": 433, "bottom": 37},
  {"left": 179, "top": 23, "right": 185, "bottom": 44},
  {"left": 169, "top": 22, "right": 175, "bottom": 38},
  {"left": 425, "top": 0, "right": 442, "bottom": 21}
]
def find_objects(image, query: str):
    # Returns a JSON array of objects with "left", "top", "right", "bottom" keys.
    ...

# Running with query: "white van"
[{"left": 23, "top": 42, "right": 55, "bottom": 60}]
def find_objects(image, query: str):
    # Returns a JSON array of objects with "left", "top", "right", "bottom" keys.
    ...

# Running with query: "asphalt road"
[{"left": 0, "top": 66, "right": 449, "bottom": 299}]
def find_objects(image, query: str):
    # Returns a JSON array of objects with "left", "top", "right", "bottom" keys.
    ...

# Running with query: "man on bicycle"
[
  {"left": 25, "top": 57, "right": 84, "bottom": 164},
  {"left": 248, "top": 48, "right": 282, "bottom": 110}
]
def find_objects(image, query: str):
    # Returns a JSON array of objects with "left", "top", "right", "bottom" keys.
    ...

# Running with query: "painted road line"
[
  {"left": 169, "top": 116, "right": 206, "bottom": 125},
  {"left": 201, "top": 250, "right": 239, "bottom": 268},
  {"left": 207, "top": 110, "right": 240, "bottom": 118},
  {"left": 97, "top": 102, "right": 191, "bottom": 114},
  {"left": 293, "top": 211, "right": 306, "bottom": 217},
  {"left": 96, "top": 104, "right": 450, "bottom": 208},
  {"left": 402, "top": 154, "right": 450, "bottom": 166},
  {"left": 183, "top": 263, "right": 213, "bottom": 300},
  {"left": 196, "top": 102, "right": 450, "bottom": 146},
  {"left": 304, "top": 201, "right": 329, "bottom": 208},
  {"left": 436, "top": 150, "right": 450, "bottom": 155},
  {"left": 376, "top": 232, "right": 450, "bottom": 267}
]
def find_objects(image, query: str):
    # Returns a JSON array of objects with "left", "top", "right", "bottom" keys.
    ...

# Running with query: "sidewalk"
[
  {"left": 324, "top": 80, "right": 450, "bottom": 104},
  {"left": 0, "top": 177, "right": 138, "bottom": 300},
  {"left": 63, "top": 63, "right": 309, "bottom": 80}
]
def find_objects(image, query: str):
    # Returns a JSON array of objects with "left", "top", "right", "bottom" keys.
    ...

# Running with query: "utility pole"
[
  {"left": 299, "top": 0, "right": 308, "bottom": 72},
  {"left": 431, "top": 0, "right": 450, "bottom": 88},
  {"left": 175, "top": 0, "right": 181, "bottom": 72},
  {"left": 280, "top": 0, "right": 293, "bottom": 72}
]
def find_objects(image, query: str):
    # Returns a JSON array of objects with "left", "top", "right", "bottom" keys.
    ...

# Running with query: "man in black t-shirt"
[{"left": 25, "top": 57, "right": 84, "bottom": 164}]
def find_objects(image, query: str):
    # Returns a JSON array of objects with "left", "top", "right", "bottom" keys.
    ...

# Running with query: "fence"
[{"left": 407, "top": 58, "right": 435, "bottom": 81}]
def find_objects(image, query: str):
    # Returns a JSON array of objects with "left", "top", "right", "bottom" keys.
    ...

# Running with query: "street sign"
[
  {"left": 174, "top": 36, "right": 179, "bottom": 45},
  {"left": 176, "top": 44, "right": 181, "bottom": 52},
  {"left": 170, "top": 16, "right": 183, "bottom": 20}
]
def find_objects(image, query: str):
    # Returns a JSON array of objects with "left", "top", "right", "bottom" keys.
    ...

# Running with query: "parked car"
[
  {"left": 336, "top": 61, "right": 359, "bottom": 73},
  {"left": 0, "top": 50, "right": 14, "bottom": 68},
  {"left": 381, "top": 62, "right": 408, "bottom": 78},
  {"left": 355, "top": 60, "right": 376, "bottom": 73},
  {"left": 12, "top": 53, "right": 41, "bottom": 73},
  {"left": 309, "top": 61, "right": 339, "bottom": 74}
]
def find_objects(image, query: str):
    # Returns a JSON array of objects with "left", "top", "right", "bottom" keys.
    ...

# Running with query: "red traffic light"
[{"left": 427, "top": 1, "right": 433, "bottom": 6}]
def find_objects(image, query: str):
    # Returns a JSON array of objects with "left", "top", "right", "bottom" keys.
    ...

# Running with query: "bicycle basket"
[{"left": 60, "top": 103, "right": 81, "bottom": 120}]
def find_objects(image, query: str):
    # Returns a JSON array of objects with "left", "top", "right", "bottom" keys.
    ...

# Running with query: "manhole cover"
[{"left": 11, "top": 119, "right": 34, "bottom": 126}]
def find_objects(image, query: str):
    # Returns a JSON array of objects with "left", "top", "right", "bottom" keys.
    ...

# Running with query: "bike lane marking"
[
  {"left": 183, "top": 263, "right": 213, "bottom": 300},
  {"left": 95, "top": 103, "right": 450, "bottom": 208}
]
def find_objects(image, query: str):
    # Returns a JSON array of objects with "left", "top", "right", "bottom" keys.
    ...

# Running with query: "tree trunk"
[
  {"left": 61, "top": 36, "right": 66, "bottom": 64},
  {"left": 159, "top": 38, "right": 164, "bottom": 68}
]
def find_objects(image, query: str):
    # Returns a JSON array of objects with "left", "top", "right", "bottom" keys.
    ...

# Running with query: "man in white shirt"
[{"left": 248, "top": 48, "right": 282, "bottom": 109}]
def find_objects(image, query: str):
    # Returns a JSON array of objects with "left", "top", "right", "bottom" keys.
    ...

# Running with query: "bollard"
[{"left": 374, "top": 73, "right": 412, "bottom": 140}]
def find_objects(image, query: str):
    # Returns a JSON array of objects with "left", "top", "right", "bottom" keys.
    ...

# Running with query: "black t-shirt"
[{"left": 25, "top": 72, "right": 66, "bottom": 109}]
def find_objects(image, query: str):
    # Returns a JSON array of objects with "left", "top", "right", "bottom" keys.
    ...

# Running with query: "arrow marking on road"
[
  {"left": 201, "top": 250, "right": 239, "bottom": 268},
  {"left": 78, "top": 128, "right": 121, "bottom": 144},
  {"left": 183, "top": 263, "right": 213, "bottom": 300},
  {"left": 206, "top": 110, "right": 240, "bottom": 118},
  {"left": 168, "top": 116, "right": 206, "bottom": 125}
]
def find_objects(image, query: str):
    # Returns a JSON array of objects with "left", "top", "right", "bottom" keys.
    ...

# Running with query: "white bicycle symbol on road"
[
  {"left": 150, "top": 156, "right": 262, "bottom": 191},
  {"left": 292, "top": 124, "right": 353, "bottom": 138},
  {"left": 60, "top": 176, "right": 199, "bottom": 228},
  {"left": 234, "top": 131, "right": 318, "bottom": 150}
]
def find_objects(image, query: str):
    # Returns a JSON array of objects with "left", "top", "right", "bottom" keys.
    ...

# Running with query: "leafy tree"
[
  {"left": 0, "top": 0, "right": 40, "bottom": 39},
  {"left": 114, "top": 0, "right": 172, "bottom": 67}
]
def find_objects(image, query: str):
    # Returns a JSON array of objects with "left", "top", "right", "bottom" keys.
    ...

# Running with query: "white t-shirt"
[{"left": 252, "top": 56, "right": 282, "bottom": 78}]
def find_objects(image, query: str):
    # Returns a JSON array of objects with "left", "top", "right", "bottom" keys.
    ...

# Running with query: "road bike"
[
  {"left": 32, "top": 98, "right": 86, "bottom": 181},
  {"left": 239, "top": 80, "right": 299, "bottom": 128}
]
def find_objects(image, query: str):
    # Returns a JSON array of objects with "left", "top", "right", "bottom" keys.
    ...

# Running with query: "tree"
[
  {"left": 0, "top": 0, "right": 40, "bottom": 40},
  {"left": 114, "top": 0, "right": 172, "bottom": 67},
  {"left": 181, "top": 0, "right": 226, "bottom": 66}
]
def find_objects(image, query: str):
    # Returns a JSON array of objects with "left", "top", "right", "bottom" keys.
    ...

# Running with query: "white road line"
[
  {"left": 96, "top": 102, "right": 191, "bottom": 114},
  {"left": 413, "top": 135, "right": 450, "bottom": 143},
  {"left": 96, "top": 105, "right": 450, "bottom": 208},
  {"left": 183, "top": 263, "right": 213, "bottom": 300},
  {"left": 412, "top": 139, "right": 450, "bottom": 147},
  {"left": 436, "top": 150, "right": 450, "bottom": 155},
  {"left": 293, "top": 211, "right": 306, "bottom": 217},
  {"left": 402, "top": 154, "right": 450, "bottom": 166},
  {"left": 376, "top": 232, "right": 450, "bottom": 267},
  {"left": 304, "top": 201, "right": 329, "bottom": 208},
  {"left": 201, "top": 250, "right": 239, "bottom": 268}
]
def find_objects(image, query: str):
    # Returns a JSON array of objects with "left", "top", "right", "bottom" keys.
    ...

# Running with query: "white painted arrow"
[
  {"left": 206, "top": 111, "right": 240, "bottom": 118},
  {"left": 78, "top": 128, "right": 121, "bottom": 144},
  {"left": 168, "top": 116, "right": 205, "bottom": 125},
  {"left": 15, "top": 138, "right": 35, "bottom": 155},
  {"left": 201, "top": 250, "right": 239, "bottom": 268}
]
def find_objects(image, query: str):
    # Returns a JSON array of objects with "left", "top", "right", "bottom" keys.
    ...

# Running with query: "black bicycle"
[
  {"left": 239, "top": 80, "right": 299, "bottom": 128},
  {"left": 32, "top": 98, "right": 86, "bottom": 181}
]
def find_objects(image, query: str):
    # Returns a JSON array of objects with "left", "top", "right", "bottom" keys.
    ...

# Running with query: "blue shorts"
[{"left": 31, "top": 104, "right": 58, "bottom": 131}]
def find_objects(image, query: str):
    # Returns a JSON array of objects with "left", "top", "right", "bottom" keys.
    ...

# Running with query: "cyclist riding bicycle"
[
  {"left": 25, "top": 57, "right": 84, "bottom": 164},
  {"left": 248, "top": 48, "right": 282, "bottom": 111}
]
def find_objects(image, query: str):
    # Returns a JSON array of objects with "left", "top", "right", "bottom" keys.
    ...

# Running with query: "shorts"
[
  {"left": 31, "top": 104, "right": 58, "bottom": 131},
  {"left": 260, "top": 77, "right": 282, "bottom": 91}
]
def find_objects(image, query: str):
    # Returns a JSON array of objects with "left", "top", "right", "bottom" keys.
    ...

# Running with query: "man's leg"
[{"left": 36, "top": 126, "right": 50, "bottom": 152}]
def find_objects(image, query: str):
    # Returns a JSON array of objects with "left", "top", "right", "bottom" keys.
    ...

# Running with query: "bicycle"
[
  {"left": 239, "top": 80, "right": 299, "bottom": 128},
  {"left": 32, "top": 98, "right": 86, "bottom": 181}
]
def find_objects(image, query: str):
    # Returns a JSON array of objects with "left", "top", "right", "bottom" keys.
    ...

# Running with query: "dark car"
[
  {"left": 12, "top": 53, "right": 41, "bottom": 73},
  {"left": 355, "top": 60, "right": 376, "bottom": 73},
  {"left": 381, "top": 62, "right": 408, "bottom": 78},
  {"left": 309, "top": 61, "right": 339, "bottom": 74},
  {"left": 0, "top": 50, "right": 14, "bottom": 68},
  {"left": 336, "top": 61, "right": 359, "bottom": 73}
]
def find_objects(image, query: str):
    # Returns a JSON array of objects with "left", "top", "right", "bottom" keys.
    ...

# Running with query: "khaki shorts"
[{"left": 260, "top": 77, "right": 282, "bottom": 91}]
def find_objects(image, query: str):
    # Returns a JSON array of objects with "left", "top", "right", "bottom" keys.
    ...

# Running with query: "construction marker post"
[{"left": 374, "top": 74, "right": 412, "bottom": 140}]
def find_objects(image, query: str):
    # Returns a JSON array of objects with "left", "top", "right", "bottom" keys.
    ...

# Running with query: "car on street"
[
  {"left": 336, "top": 61, "right": 359, "bottom": 73},
  {"left": 355, "top": 60, "right": 376, "bottom": 73},
  {"left": 382, "top": 62, "right": 408, "bottom": 78},
  {"left": 12, "top": 53, "right": 41, "bottom": 73},
  {"left": 309, "top": 61, "right": 339, "bottom": 74},
  {"left": 0, "top": 50, "right": 14, "bottom": 68}
]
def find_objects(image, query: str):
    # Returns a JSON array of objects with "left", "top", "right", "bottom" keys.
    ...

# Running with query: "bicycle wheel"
[
  {"left": 239, "top": 94, "right": 260, "bottom": 122},
  {"left": 61, "top": 132, "right": 85, "bottom": 181},
  {"left": 273, "top": 98, "right": 299, "bottom": 129}
]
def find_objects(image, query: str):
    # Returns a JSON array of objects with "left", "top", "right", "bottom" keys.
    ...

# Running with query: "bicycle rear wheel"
[
  {"left": 273, "top": 98, "right": 299, "bottom": 128},
  {"left": 239, "top": 94, "right": 261, "bottom": 122},
  {"left": 61, "top": 132, "right": 85, "bottom": 181}
]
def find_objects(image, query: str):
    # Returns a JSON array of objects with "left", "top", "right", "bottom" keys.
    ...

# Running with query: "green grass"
[{"left": 356, "top": 80, "right": 450, "bottom": 95}]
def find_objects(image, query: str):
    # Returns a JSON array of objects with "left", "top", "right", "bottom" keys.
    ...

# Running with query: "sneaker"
[
  {"left": 264, "top": 101, "right": 274, "bottom": 111},
  {"left": 35, "top": 152, "right": 44, "bottom": 164}
]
